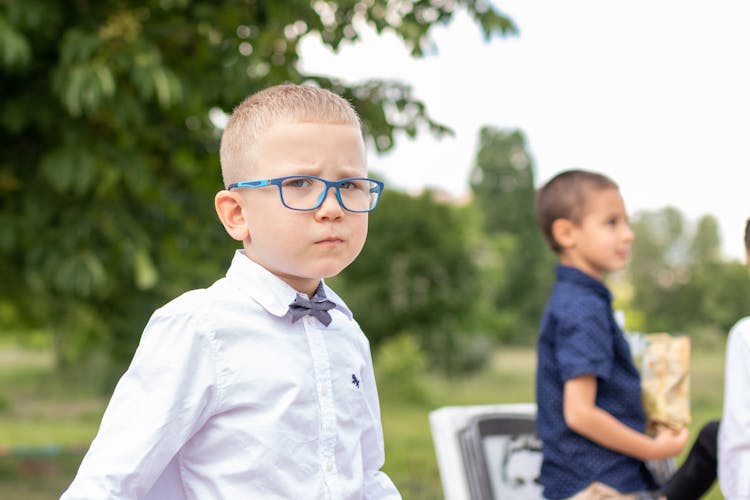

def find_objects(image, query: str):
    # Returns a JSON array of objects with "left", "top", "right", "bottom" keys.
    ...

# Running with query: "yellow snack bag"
[{"left": 628, "top": 332, "right": 691, "bottom": 429}]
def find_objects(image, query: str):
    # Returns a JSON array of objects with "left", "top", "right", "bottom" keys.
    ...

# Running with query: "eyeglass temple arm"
[{"left": 227, "top": 180, "right": 272, "bottom": 190}]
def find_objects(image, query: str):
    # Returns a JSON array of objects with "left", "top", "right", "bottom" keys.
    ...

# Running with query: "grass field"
[{"left": 0, "top": 342, "right": 725, "bottom": 499}]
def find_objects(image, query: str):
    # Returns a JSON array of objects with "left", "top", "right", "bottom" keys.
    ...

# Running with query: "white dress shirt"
[
  {"left": 61, "top": 250, "right": 400, "bottom": 500},
  {"left": 720, "top": 316, "right": 750, "bottom": 500}
]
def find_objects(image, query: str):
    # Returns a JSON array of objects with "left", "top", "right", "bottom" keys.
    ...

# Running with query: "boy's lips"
[{"left": 316, "top": 236, "right": 344, "bottom": 244}]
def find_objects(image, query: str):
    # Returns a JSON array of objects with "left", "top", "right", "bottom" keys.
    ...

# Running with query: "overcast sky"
[{"left": 299, "top": 0, "right": 750, "bottom": 261}]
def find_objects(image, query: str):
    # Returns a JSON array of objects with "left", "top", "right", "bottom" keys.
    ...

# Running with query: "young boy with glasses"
[{"left": 62, "top": 84, "right": 400, "bottom": 499}]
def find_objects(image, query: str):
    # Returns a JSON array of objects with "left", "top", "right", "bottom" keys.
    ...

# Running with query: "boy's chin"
[
  {"left": 315, "top": 260, "right": 358, "bottom": 279},
  {"left": 318, "top": 269, "right": 345, "bottom": 280}
]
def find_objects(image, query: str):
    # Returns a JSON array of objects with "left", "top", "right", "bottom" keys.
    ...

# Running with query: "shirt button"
[
  {"left": 320, "top": 386, "right": 328, "bottom": 397},
  {"left": 325, "top": 461, "right": 334, "bottom": 472}
]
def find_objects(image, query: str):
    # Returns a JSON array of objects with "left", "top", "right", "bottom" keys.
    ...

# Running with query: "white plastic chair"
[{"left": 429, "top": 403, "right": 542, "bottom": 500}]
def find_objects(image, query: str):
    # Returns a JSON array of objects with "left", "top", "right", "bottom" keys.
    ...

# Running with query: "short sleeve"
[{"left": 555, "top": 307, "right": 614, "bottom": 383}]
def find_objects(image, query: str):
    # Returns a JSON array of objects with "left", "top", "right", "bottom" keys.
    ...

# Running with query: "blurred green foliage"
[
  {"left": 0, "top": 0, "right": 516, "bottom": 369},
  {"left": 373, "top": 333, "right": 429, "bottom": 403},
  {"left": 627, "top": 209, "right": 750, "bottom": 336},
  {"left": 469, "top": 127, "right": 556, "bottom": 343},
  {"left": 1, "top": 1, "right": 746, "bottom": 377}
]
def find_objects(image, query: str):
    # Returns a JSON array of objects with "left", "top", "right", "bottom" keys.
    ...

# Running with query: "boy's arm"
[
  {"left": 61, "top": 311, "right": 218, "bottom": 499},
  {"left": 359, "top": 346, "right": 402, "bottom": 499},
  {"left": 564, "top": 375, "right": 688, "bottom": 461}
]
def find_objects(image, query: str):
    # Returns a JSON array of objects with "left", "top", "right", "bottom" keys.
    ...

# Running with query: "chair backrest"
[
  {"left": 429, "top": 404, "right": 542, "bottom": 500},
  {"left": 459, "top": 413, "right": 542, "bottom": 500}
]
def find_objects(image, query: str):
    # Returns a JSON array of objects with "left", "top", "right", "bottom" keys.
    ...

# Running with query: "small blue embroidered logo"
[{"left": 351, "top": 374, "right": 360, "bottom": 388}]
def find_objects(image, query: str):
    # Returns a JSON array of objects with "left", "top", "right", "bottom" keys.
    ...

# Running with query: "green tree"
[
  {"left": 470, "top": 128, "right": 536, "bottom": 234},
  {"left": 628, "top": 207, "right": 691, "bottom": 331},
  {"left": 628, "top": 210, "right": 750, "bottom": 338},
  {"left": 468, "top": 126, "right": 553, "bottom": 343},
  {"left": 0, "top": 1, "right": 516, "bottom": 366},
  {"left": 690, "top": 215, "right": 722, "bottom": 264},
  {"left": 689, "top": 215, "right": 750, "bottom": 334}
]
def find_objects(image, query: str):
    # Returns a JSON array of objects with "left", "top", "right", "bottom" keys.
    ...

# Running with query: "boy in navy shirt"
[{"left": 534, "top": 169, "right": 688, "bottom": 499}]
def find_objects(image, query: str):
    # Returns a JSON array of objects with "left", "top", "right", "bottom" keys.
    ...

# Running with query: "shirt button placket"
[{"left": 304, "top": 320, "right": 340, "bottom": 499}]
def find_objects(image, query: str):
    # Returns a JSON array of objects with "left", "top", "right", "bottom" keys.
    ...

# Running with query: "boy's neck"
[
  {"left": 558, "top": 255, "right": 605, "bottom": 281},
  {"left": 239, "top": 250, "right": 323, "bottom": 297}
]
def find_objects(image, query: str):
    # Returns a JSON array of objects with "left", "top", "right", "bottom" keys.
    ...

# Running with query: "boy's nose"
[
  {"left": 315, "top": 186, "right": 344, "bottom": 218},
  {"left": 622, "top": 224, "right": 635, "bottom": 242}
]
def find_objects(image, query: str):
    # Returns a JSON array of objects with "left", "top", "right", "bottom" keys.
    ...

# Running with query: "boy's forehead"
[
  {"left": 580, "top": 187, "right": 623, "bottom": 214},
  {"left": 241, "top": 120, "right": 367, "bottom": 178}
]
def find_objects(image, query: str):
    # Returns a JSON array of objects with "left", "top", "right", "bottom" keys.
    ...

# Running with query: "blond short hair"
[{"left": 219, "top": 84, "right": 362, "bottom": 187}]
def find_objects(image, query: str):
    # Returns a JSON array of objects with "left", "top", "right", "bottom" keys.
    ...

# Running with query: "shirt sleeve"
[
  {"left": 719, "top": 317, "right": 750, "bottom": 500},
  {"left": 555, "top": 306, "right": 615, "bottom": 383},
  {"left": 358, "top": 342, "right": 402, "bottom": 499},
  {"left": 61, "top": 308, "right": 220, "bottom": 499}
]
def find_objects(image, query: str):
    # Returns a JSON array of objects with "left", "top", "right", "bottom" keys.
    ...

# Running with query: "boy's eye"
[
  {"left": 283, "top": 177, "right": 314, "bottom": 189},
  {"left": 339, "top": 179, "right": 367, "bottom": 191}
]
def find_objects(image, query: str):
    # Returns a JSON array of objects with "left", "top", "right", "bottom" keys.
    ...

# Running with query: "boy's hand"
[
  {"left": 650, "top": 426, "right": 689, "bottom": 459},
  {"left": 563, "top": 376, "right": 690, "bottom": 461}
]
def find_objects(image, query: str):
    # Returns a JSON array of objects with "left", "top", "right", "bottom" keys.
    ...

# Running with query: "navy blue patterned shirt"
[{"left": 535, "top": 265, "right": 657, "bottom": 498}]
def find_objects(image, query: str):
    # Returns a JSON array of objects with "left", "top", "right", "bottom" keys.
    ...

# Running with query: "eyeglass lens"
[{"left": 280, "top": 177, "right": 379, "bottom": 211}]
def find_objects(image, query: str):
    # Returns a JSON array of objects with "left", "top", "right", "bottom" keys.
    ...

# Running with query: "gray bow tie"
[{"left": 289, "top": 291, "right": 336, "bottom": 326}]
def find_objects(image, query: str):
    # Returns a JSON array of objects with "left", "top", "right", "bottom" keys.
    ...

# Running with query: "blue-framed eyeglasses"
[{"left": 227, "top": 176, "right": 384, "bottom": 212}]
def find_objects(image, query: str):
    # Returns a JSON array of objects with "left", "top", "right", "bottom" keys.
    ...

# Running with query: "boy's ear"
[
  {"left": 551, "top": 218, "right": 576, "bottom": 250},
  {"left": 215, "top": 190, "right": 250, "bottom": 242}
]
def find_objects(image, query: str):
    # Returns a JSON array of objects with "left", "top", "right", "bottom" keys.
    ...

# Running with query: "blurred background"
[{"left": 1, "top": 1, "right": 746, "bottom": 498}]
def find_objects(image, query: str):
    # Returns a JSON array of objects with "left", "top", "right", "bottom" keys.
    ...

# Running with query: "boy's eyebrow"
[{"left": 283, "top": 165, "right": 368, "bottom": 178}]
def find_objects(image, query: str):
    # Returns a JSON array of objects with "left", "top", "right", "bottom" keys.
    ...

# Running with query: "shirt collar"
[
  {"left": 555, "top": 264, "right": 613, "bottom": 303},
  {"left": 225, "top": 250, "right": 353, "bottom": 320}
]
